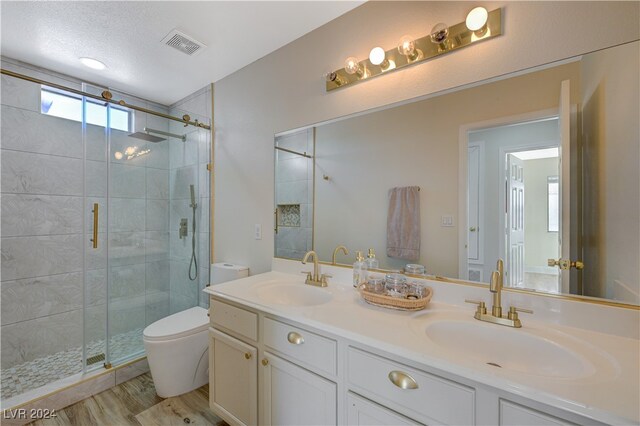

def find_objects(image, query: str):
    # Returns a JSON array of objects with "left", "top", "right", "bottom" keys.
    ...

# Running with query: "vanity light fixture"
[
  {"left": 397, "top": 35, "right": 422, "bottom": 62},
  {"left": 325, "top": 7, "right": 502, "bottom": 92}
]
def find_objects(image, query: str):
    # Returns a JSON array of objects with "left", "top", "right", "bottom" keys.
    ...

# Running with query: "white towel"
[{"left": 386, "top": 186, "right": 420, "bottom": 261}]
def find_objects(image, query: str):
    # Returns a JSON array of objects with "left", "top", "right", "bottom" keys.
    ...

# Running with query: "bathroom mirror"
[{"left": 274, "top": 41, "right": 639, "bottom": 306}]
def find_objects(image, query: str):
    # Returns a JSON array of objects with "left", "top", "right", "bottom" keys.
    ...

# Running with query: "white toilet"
[{"left": 143, "top": 263, "right": 249, "bottom": 398}]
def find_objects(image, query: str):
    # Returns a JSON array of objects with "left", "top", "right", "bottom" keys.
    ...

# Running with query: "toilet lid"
[{"left": 143, "top": 307, "right": 208, "bottom": 341}]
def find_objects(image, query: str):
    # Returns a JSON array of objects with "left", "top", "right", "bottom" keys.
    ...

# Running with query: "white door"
[
  {"left": 506, "top": 154, "right": 525, "bottom": 287},
  {"left": 347, "top": 392, "right": 419, "bottom": 425},
  {"left": 209, "top": 329, "right": 258, "bottom": 426},
  {"left": 261, "top": 352, "right": 337, "bottom": 426}
]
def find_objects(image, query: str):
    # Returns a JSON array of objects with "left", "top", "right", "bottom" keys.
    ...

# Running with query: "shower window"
[{"left": 41, "top": 87, "right": 131, "bottom": 131}]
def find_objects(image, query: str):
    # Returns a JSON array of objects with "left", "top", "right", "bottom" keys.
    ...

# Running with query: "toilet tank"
[{"left": 210, "top": 262, "right": 249, "bottom": 285}]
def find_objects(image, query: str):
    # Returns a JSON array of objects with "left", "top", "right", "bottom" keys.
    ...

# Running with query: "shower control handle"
[{"left": 179, "top": 218, "right": 188, "bottom": 239}]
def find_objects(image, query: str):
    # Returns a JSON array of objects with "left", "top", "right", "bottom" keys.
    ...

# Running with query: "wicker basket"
[{"left": 358, "top": 284, "right": 432, "bottom": 311}]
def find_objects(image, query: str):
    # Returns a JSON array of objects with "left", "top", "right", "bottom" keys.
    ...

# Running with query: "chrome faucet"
[
  {"left": 465, "top": 258, "right": 533, "bottom": 328},
  {"left": 302, "top": 250, "right": 330, "bottom": 287},
  {"left": 332, "top": 245, "right": 349, "bottom": 265}
]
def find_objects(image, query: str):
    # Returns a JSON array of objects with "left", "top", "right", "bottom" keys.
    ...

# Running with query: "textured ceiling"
[{"left": 1, "top": 1, "right": 362, "bottom": 105}]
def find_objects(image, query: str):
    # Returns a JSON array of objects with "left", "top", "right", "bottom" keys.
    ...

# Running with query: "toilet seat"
[{"left": 143, "top": 306, "right": 208, "bottom": 341}]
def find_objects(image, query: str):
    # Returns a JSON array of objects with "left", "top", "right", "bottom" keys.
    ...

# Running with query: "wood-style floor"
[{"left": 28, "top": 373, "right": 227, "bottom": 426}]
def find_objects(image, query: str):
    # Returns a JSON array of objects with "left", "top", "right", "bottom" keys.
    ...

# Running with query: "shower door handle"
[
  {"left": 274, "top": 208, "right": 278, "bottom": 234},
  {"left": 90, "top": 203, "right": 99, "bottom": 249}
]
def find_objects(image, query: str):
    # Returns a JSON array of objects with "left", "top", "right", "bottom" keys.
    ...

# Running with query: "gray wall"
[{"left": 212, "top": 1, "right": 640, "bottom": 275}]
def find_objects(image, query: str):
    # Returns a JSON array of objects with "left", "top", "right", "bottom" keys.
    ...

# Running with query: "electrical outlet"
[
  {"left": 254, "top": 224, "right": 262, "bottom": 240},
  {"left": 441, "top": 215, "right": 454, "bottom": 227}
]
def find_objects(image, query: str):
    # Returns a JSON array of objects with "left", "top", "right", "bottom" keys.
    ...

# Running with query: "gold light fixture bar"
[
  {"left": 0, "top": 68, "right": 211, "bottom": 130},
  {"left": 326, "top": 8, "right": 502, "bottom": 92}
]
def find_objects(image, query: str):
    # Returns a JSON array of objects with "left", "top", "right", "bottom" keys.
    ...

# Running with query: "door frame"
[{"left": 458, "top": 108, "right": 559, "bottom": 281}]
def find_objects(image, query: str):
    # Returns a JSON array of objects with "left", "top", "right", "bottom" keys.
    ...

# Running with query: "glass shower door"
[
  {"left": 106, "top": 98, "right": 172, "bottom": 365},
  {"left": 83, "top": 83, "right": 109, "bottom": 371}
]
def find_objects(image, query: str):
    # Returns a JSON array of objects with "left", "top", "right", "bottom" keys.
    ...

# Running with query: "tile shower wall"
[
  {"left": 274, "top": 129, "right": 313, "bottom": 260},
  {"left": 1, "top": 67, "right": 87, "bottom": 372},
  {"left": 168, "top": 85, "right": 212, "bottom": 309}
]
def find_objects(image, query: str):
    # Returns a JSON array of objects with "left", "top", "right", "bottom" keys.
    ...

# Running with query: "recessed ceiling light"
[{"left": 79, "top": 57, "right": 107, "bottom": 70}]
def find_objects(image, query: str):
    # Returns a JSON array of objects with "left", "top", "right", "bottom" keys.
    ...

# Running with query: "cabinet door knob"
[
  {"left": 244, "top": 353, "right": 252, "bottom": 360},
  {"left": 261, "top": 359, "right": 269, "bottom": 366},
  {"left": 287, "top": 331, "right": 305, "bottom": 345},
  {"left": 388, "top": 371, "right": 419, "bottom": 389}
]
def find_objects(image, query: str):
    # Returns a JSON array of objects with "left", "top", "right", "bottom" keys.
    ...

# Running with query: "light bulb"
[
  {"left": 397, "top": 35, "right": 422, "bottom": 62},
  {"left": 325, "top": 71, "right": 346, "bottom": 87},
  {"left": 466, "top": 7, "right": 488, "bottom": 32},
  {"left": 344, "top": 57, "right": 361, "bottom": 75},
  {"left": 369, "top": 47, "right": 386, "bottom": 66},
  {"left": 430, "top": 23, "right": 449, "bottom": 43},
  {"left": 124, "top": 146, "right": 137, "bottom": 156},
  {"left": 114, "top": 151, "right": 123, "bottom": 160}
]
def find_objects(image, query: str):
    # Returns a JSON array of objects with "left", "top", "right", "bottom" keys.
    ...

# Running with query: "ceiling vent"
[{"left": 161, "top": 29, "right": 206, "bottom": 56}]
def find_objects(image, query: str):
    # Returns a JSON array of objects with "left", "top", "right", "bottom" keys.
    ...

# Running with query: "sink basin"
[
  {"left": 423, "top": 320, "right": 595, "bottom": 378},
  {"left": 255, "top": 283, "right": 333, "bottom": 307},
  {"left": 405, "top": 310, "right": 618, "bottom": 380}
]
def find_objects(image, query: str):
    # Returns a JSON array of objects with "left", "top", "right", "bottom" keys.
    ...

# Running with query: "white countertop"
[{"left": 205, "top": 262, "right": 640, "bottom": 425}]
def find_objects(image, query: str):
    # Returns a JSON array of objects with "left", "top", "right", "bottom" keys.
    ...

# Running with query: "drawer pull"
[
  {"left": 244, "top": 353, "right": 252, "bottom": 360},
  {"left": 262, "top": 359, "right": 269, "bottom": 366},
  {"left": 388, "top": 370, "right": 419, "bottom": 389},
  {"left": 287, "top": 331, "right": 305, "bottom": 345}
]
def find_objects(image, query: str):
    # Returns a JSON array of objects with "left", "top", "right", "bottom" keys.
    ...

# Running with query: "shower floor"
[{"left": 1, "top": 328, "right": 143, "bottom": 401}]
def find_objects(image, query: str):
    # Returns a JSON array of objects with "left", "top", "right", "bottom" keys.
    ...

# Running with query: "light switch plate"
[
  {"left": 441, "top": 215, "right": 454, "bottom": 227},
  {"left": 254, "top": 224, "right": 262, "bottom": 240}
]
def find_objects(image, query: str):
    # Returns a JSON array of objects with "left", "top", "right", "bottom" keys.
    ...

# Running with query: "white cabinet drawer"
[
  {"left": 499, "top": 400, "right": 577, "bottom": 426},
  {"left": 347, "top": 392, "right": 420, "bottom": 425},
  {"left": 347, "top": 347, "right": 475, "bottom": 425},
  {"left": 210, "top": 298, "right": 258, "bottom": 341},
  {"left": 263, "top": 317, "right": 337, "bottom": 376}
]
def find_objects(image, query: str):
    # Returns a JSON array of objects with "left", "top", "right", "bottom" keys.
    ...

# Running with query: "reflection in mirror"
[
  {"left": 274, "top": 41, "right": 639, "bottom": 305},
  {"left": 274, "top": 129, "right": 314, "bottom": 260}
]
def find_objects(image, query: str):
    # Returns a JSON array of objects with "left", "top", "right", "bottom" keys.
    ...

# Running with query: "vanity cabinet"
[
  {"left": 209, "top": 296, "right": 603, "bottom": 426},
  {"left": 261, "top": 352, "right": 337, "bottom": 425},
  {"left": 208, "top": 328, "right": 258, "bottom": 426}
]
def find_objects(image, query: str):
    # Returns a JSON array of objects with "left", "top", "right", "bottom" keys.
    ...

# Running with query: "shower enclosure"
[{"left": 0, "top": 66, "right": 211, "bottom": 406}]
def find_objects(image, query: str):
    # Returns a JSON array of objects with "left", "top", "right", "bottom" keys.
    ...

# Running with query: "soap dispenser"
[
  {"left": 366, "top": 248, "right": 379, "bottom": 270},
  {"left": 353, "top": 251, "right": 368, "bottom": 288}
]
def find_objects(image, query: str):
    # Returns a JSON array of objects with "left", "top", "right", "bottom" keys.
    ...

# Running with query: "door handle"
[
  {"left": 90, "top": 203, "right": 99, "bottom": 249},
  {"left": 548, "top": 259, "right": 584, "bottom": 270},
  {"left": 388, "top": 371, "right": 419, "bottom": 389}
]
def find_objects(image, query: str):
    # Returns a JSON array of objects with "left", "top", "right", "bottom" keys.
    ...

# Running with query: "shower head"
[
  {"left": 128, "top": 127, "right": 186, "bottom": 143},
  {"left": 128, "top": 132, "right": 166, "bottom": 143}
]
